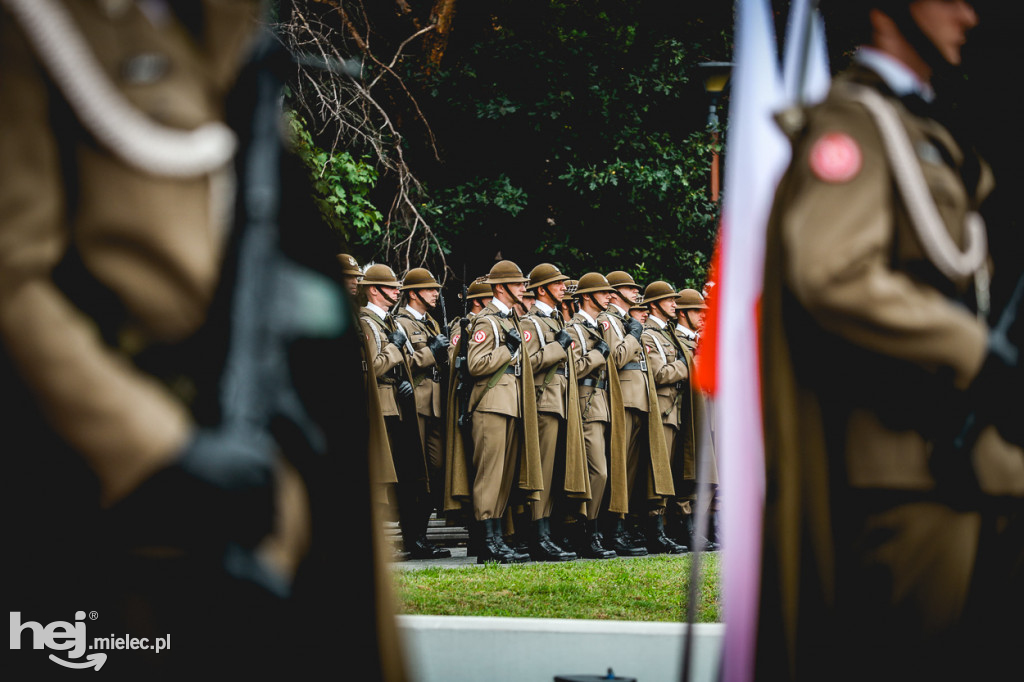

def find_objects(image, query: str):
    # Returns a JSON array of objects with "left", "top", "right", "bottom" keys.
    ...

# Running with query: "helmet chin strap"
[
  {"left": 412, "top": 289, "right": 435, "bottom": 311},
  {"left": 375, "top": 286, "right": 398, "bottom": 308},
  {"left": 498, "top": 283, "right": 525, "bottom": 310},
  {"left": 587, "top": 293, "right": 607, "bottom": 313}
]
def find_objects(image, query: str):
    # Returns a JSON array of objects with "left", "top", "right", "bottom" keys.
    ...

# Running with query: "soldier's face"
[
  {"left": 910, "top": 0, "right": 978, "bottom": 65},
  {"left": 692, "top": 309, "right": 706, "bottom": 330},
  {"left": 594, "top": 291, "right": 612, "bottom": 308},
  {"left": 547, "top": 281, "right": 567, "bottom": 301},
  {"left": 343, "top": 275, "right": 360, "bottom": 296},
  {"left": 630, "top": 309, "right": 648, "bottom": 324},
  {"left": 419, "top": 288, "right": 440, "bottom": 308},
  {"left": 618, "top": 286, "right": 640, "bottom": 305},
  {"left": 508, "top": 282, "right": 528, "bottom": 298}
]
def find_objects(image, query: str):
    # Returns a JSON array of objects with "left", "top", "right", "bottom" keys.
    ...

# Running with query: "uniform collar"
[
  {"left": 610, "top": 303, "right": 628, "bottom": 317},
  {"left": 855, "top": 47, "right": 935, "bottom": 102},
  {"left": 404, "top": 305, "right": 425, "bottom": 321},
  {"left": 676, "top": 324, "right": 697, "bottom": 340},
  {"left": 533, "top": 300, "right": 555, "bottom": 316},
  {"left": 648, "top": 315, "right": 668, "bottom": 330},
  {"left": 366, "top": 302, "right": 389, "bottom": 319},
  {"left": 492, "top": 298, "right": 512, "bottom": 316},
  {"left": 578, "top": 310, "right": 598, "bottom": 326}
]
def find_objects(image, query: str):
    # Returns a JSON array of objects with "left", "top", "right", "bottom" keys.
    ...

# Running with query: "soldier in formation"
[{"left": 344, "top": 255, "right": 720, "bottom": 564}]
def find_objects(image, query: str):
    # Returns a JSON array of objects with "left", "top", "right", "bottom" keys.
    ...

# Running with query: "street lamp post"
[{"left": 698, "top": 61, "right": 732, "bottom": 203}]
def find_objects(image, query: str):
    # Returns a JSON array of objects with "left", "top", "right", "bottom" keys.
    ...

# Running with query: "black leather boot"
[
  {"left": 530, "top": 518, "right": 577, "bottom": 562},
  {"left": 580, "top": 519, "right": 617, "bottom": 559},
  {"left": 608, "top": 517, "right": 647, "bottom": 557},
  {"left": 685, "top": 514, "right": 719, "bottom": 552},
  {"left": 708, "top": 510, "right": 721, "bottom": 548},
  {"left": 477, "top": 519, "right": 529, "bottom": 564},
  {"left": 645, "top": 514, "right": 688, "bottom": 554},
  {"left": 407, "top": 533, "right": 452, "bottom": 559}
]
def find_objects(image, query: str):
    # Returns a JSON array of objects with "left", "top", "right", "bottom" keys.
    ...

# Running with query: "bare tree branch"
[{"left": 276, "top": 1, "right": 449, "bottom": 281}]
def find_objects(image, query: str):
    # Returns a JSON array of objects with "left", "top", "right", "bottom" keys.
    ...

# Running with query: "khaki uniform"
[
  {"left": 642, "top": 318, "right": 691, "bottom": 509},
  {"left": 1, "top": 2, "right": 404, "bottom": 678},
  {"left": 359, "top": 305, "right": 428, "bottom": 522},
  {"left": 395, "top": 307, "right": 445, "bottom": 499},
  {"left": 465, "top": 303, "right": 542, "bottom": 520},
  {"left": 566, "top": 313, "right": 619, "bottom": 518},
  {"left": 674, "top": 325, "right": 719, "bottom": 514},
  {"left": 359, "top": 307, "right": 405, "bottom": 418},
  {"left": 758, "top": 62, "right": 1024, "bottom": 680},
  {"left": 522, "top": 305, "right": 588, "bottom": 520},
  {"left": 596, "top": 305, "right": 673, "bottom": 513}
]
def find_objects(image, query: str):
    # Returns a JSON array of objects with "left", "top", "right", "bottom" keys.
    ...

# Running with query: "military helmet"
[
  {"left": 630, "top": 294, "right": 648, "bottom": 312},
  {"left": 359, "top": 263, "right": 402, "bottom": 288},
  {"left": 465, "top": 279, "right": 493, "bottom": 300},
  {"left": 522, "top": 289, "right": 536, "bottom": 299},
  {"left": 643, "top": 280, "right": 677, "bottom": 304},
  {"left": 336, "top": 253, "right": 362, "bottom": 277},
  {"left": 605, "top": 270, "right": 639, "bottom": 290},
  {"left": 675, "top": 288, "right": 708, "bottom": 310},
  {"left": 484, "top": 260, "right": 529, "bottom": 285},
  {"left": 574, "top": 272, "right": 616, "bottom": 296},
  {"left": 528, "top": 263, "right": 569, "bottom": 290},
  {"left": 562, "top": 280, "right": 579, "bottom": 302},
  {"left": 400, "top": 267, "right": 440, "bottom": 290}
]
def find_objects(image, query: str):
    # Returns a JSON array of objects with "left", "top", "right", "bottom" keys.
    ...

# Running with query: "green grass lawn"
[{"left": 392, "top": 553, "right": 721, "bottom": 622}]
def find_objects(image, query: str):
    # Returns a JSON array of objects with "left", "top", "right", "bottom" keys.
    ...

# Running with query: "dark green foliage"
[
  {"left": 283, "top": 0, "right": 732, "bottom": 289},
  {"left": 286, "top": 111, "right": 384, "bottom": 248},
  {"left": 414, "top": 0, "right": 730, "bottom": 288}
]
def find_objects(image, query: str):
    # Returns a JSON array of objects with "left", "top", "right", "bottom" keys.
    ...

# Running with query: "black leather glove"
[
  {"left": 108, "top": 428, "right": 276, "bottom": 548},
  {"left": 505, "top": 328, "right": 522, "bottom": 355},
  {"left": 397, "top": 379, "right": 414, "bottom": 399},
  {"left": 554, "top": 329, "right": 573, "bottom": 350},
  {"left": 625, "top": 317, "right": 643, "bottom": 340},
  {"left": 428, "top": 333, "right": 449, "bottom": 355},
  {"left": 428, "top": 334, "right": 450, "bottom": 365},
  {"left": 387, "top": 327, "right": 408, "bottom": 348},
  {"left": 593, "top": 339, "right": 610, "bottom": 358}
]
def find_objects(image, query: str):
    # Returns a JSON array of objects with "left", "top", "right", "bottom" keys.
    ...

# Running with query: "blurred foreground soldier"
[
  {"left": 394, "top": 268, "right": 451, "bottom": 559},
  {"left": 521, "top": 263, "right": 586, "bottom": 561},
  {"left": 673, "top": 289, "right": 720, "bottom": 550},
  {"left": 758, "top": 2, "right": 1023, "bottom": 680},
  {"left": 563, "top": 273, "right": 621, "bottom": 559},
  {"left": 460, "top": 260, "right": 543, "bottom": 563},
  {"left": 2, "top": 1, "right": 405, "bottom": 678},
  {"left": 336, "top": 253, "right": 363, "bottom": 297}
]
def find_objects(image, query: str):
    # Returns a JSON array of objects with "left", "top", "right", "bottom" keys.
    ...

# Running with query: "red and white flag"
[{"left": 693, "top": 1, "right": 798, "bottom": 681}]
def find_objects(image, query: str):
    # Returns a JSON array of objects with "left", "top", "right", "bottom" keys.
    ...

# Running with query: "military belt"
[
  {"left": 621, "top": 359, "right": 648, "bottom": 372},
  {"left": 579, "top": 378, "right": 608, "bottom": 390},
  {"left": 503, "top": 363, "right": 522, "bottom": 376}
]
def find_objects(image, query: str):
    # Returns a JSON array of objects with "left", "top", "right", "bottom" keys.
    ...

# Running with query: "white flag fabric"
[
  {"left": 716, "top": 1, "right": 790, "bottom": 681},
  {"left": 783, "top": 0, "right": 831, "bottom": 105}
]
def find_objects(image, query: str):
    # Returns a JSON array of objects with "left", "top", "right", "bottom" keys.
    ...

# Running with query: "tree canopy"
[{"left": 280, "top": 0, "right": 732, "bottom": 291}]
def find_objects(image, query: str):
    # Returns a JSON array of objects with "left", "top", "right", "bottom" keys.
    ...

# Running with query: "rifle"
[
  {"left": 454, "top": 275, "right": 474, "bottom": 428},
  {"left": 932, "top": 271, "right": 1023, "bottom": 494}
]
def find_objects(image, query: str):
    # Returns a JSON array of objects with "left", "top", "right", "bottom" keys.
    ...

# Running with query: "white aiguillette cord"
[
  {"left": 3, "top": 0, "right": 237, "bottom": 177},
  {"left": 845, "top": 83, "right": 991, "bottom": 319}
]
